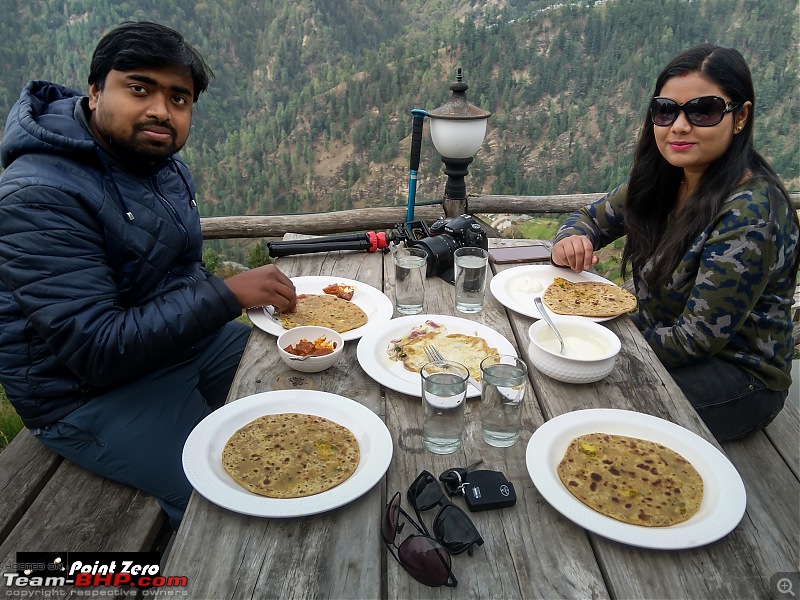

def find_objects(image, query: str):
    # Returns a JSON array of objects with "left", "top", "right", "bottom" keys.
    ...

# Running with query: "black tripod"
[{"left": 267, "top": 230, "right": 393, "bottom": 258}]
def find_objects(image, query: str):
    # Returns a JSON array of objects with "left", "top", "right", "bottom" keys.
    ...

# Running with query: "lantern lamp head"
[{"left": 426, "top": 69, "right": 491, "bottom": 215}]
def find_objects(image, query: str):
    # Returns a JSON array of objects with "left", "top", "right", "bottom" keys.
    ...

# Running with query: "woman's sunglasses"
[
  {"left": 406, "top": 470, "right": 484, "bottom": 556},
  {"left": 382, "top": 491, "right": 458, "bottom": 587},
  {"left": 649, "top": 96, "right": 741, "bottom": 127}
]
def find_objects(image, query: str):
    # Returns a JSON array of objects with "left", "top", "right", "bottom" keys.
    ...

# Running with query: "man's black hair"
[{"left": 88, "top": 21, "right": 213, "bottom": 102}]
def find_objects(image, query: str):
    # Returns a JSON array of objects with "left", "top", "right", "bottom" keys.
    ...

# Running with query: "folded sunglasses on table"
[{"left": 381, "top": 471, "right": 485, "bottom": 588}]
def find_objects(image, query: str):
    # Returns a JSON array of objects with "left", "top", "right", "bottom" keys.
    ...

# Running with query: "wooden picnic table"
[{"left": 164, "top": 235, "right": 798, "bottom": 599}]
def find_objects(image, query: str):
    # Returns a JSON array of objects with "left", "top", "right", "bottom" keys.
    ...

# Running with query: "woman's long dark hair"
[{"left": 621, "top": 44, "right": 799, "bottom": 287}]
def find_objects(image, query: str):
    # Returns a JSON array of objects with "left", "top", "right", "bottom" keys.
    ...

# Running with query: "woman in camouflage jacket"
[{"left": 552, "top": 44, "right": 800, "bottom": 442}]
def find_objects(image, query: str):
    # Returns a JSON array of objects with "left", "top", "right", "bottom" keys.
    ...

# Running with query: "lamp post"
[{"left": 427, "top": 68, "right": 491, "bottom": 217}]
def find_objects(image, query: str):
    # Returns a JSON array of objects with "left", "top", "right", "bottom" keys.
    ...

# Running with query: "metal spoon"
[{"left": 534, "top": 297, "right": 565, "bottom": 354}]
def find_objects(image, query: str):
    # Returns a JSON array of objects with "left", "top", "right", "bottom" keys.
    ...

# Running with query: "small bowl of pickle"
[{"left": 277, "top": 326, "right": 344, "bottom": 373}]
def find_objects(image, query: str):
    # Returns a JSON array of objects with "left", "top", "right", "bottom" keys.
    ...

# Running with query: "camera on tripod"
[
  {"left": 392, "top": 214, "right": 488, "bottom": 283},
  {"left": 266, "top": 213, "right": 487, "bottom": 284}
]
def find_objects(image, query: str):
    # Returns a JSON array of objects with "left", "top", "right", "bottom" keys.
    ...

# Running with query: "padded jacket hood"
[{"left": 0, "top": 80, "right": 242, "bottom": 428}]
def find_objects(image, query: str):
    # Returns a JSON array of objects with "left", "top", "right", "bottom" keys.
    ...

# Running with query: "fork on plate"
[{"left": 423, "top": 345, "right": 482, "bottom": 392}]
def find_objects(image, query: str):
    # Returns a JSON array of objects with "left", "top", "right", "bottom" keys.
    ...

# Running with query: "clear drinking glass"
[
  {"left": 421, "top": 360, "right": 469, "bottom": 454},
  {"left": 480, "top": 354, "right": 528, "bottom": 447},
  {"left": 454, "top": 247, "right": 489, "bottom": 313},
  {"left": 394, "top": 247, "right": 427, "bottom": 315}
]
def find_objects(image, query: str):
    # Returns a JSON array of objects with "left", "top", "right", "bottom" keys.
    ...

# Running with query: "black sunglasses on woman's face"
[
  {"left": 650, "top": 95, "right": 741, "bottom": 127},
  {"left": 406, "top": 470, "right": 484, "bottom": 556},
  {"left": 382, "top": 491, "right": 458, "bottom": 587}
]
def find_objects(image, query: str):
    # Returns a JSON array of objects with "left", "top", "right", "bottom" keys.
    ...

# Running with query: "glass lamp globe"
[
  {"left": 425, "top": 69, "right": 491, "bottom": 217},
  {"left": 427, "top": 69, "right": 491, "bottom": 159},
  {"left": 429, "top": 118, "right": 488, "bottom": 158}
]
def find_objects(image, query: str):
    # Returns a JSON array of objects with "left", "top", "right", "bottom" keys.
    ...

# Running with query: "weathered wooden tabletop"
[{"left": 165, "top": 236, "right": 798, "bottom": 599}]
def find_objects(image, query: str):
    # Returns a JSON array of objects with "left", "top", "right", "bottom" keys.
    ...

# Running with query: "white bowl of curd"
[{"left": 527, "top": 316, "right": 621, "bottom": 384}]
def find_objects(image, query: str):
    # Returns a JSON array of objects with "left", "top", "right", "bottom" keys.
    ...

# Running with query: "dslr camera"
[{"left": 392, "top": 214, "right": 488, "bottom": 283}]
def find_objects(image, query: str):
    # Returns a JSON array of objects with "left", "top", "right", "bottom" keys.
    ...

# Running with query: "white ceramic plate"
[
  {"left": 247, "top": 276, "right": 393, "bottom": 342},
  {"left": 526, "top": 409, "right": 746, "bottom": 549},
  {"left": 182, "top": 390, "right": 393, "bottom": 517},
  {"left": 490, "top": 264, "right": 622, "bottom": 322},
  {"left": 356, "top": 314, "right": 517, "bottom": 398}
]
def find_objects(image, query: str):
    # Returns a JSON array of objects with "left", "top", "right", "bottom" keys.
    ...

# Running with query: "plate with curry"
[
  {"left": 182, "top": 390, "right": 393, "bottom": 517},
  {"left": 247, "top": 276, "right": 393, "bottom": 341},
  {"left": 356, "top": 314, "right": 517, "bottom": 398},
  {"left": 526, "top": 408, "right": 746, "bottom": 549}
]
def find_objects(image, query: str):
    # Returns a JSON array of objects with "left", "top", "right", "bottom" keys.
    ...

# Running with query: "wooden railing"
[{"left": 200, "top": 192, "right": 800, "bottom": 240}]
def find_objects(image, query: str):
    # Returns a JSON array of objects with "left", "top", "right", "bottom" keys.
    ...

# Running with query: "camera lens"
[{"left": 416, "top": 234, "right": 459, "bottom": 277}]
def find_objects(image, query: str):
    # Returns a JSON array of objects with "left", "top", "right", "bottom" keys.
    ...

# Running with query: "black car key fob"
[{"left": 462, "top": 470, "right": 516, "bottom": 512}]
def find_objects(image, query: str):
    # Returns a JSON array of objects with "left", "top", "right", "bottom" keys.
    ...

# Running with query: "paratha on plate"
[
  {"left": 222, "top": 413, "right": 360, "bottom": 498},
  {"left": 543, "top": 277, "right": 636, "bottom": 317},
  {"left": 281, "top": 293, "right": 368, "bottom": 333},
  {"left": 557, "top": 432, "right": 703, "bottom": 527}
]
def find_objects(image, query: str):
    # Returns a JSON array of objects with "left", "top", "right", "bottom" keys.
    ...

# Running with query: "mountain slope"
[{"left": 1, "top": 0, "right": 797, "bottom": 226}]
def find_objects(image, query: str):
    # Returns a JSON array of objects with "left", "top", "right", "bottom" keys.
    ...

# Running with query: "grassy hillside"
[{"left": 0, "top": 388, "right": 22, "bottom": 451}]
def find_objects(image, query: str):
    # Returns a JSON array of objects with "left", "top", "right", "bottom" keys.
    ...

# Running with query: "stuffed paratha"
[
  {"left": 280, "top": 293, "right": 368, "bottom": 333},
  {"left": 543, "top": 277, "right": 636, "bottom": 317},
  {"left": 222, "top": 413, "right": 360, "bottom": 498},
  {"left": 557, "top": 432, "right": 703, "bottom": 527}
]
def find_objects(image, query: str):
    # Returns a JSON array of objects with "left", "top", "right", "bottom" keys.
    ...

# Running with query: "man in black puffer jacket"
[{"left": 0, "top": 21, "right": 296, "bottom": 528}]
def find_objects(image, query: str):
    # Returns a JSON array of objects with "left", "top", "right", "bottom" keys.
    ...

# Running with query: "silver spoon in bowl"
[{"left": 534, "top": 297, "right": 565, "bottom": 355}]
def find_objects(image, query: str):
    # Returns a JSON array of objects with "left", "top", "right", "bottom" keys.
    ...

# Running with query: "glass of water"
[
  {"left": 480, "top": 354, "right": 528, "bottom": 447},
  {"left": 393, "top": 247, "right": 427, "bottom": 315},
  {"left": 454, "top": 247, "right": 489, "bottom": 313},
  {"left": 421, "top": 360, "right": 469, "bottom": 454}
]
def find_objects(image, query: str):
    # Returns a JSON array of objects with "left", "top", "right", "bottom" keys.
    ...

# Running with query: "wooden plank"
[
  {"left": 492, "top": 255, "right": 794, "bottom": 599},
  {"left": 0, "top": 429, "right": 61, "bottom": 544},
  {"left": 722, "top": 431, "right": 799, "bottom": 586},
  {"left": 471, "top": 192, "right": 797, "bottom": 214},
  {"left": 0, "top": 460, "right": 164, "bottom": 599},
  {"left": 764, "top": 399, "right": 800, "bottom": 479},
  {"left": 201, "top": 204, "right": 444, "bottom": 239},
  {"left": 382, "top": 249, "right": 609, "bottom": 599},
  {"left": 165, "top": 244, "right": 385, "bottom": 599},
  {"left": 198, "top": 193, "right": 800, "bottom": 241}
]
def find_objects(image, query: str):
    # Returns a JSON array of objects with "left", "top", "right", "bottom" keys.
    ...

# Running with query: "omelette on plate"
[{"left": 386, "top": 320, "right": 497, "bottom": 381}]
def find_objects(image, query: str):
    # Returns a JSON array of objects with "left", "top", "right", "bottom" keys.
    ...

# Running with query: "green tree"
[
  {"left": 246, "top": 242, "right": 271, "bottom": 269},
  {"left": 202, "top": 247, "right": 222, "bottom": 276}
]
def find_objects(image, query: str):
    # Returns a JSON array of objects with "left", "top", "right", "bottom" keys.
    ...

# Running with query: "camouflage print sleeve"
[
  {"left": 639, "top": 180, "right": 797, "bottom": 389},
  {"left": 554, "top": 182, "right": 629, "bottom": 249}
]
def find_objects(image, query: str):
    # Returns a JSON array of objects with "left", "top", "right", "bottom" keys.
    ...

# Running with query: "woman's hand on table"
[
  {"left": 551, "top": 235, "right": 599, "bottom": 273},
  {"left": 224, "top": 264, "right": 297, "bottom": 312}
]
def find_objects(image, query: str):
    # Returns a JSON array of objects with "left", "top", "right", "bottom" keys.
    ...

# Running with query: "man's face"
[{"left": 88, "top": 65, "right": 195, "bottom": 164}]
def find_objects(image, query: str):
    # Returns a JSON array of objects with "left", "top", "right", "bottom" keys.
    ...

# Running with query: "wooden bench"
[
  {"left": 764, "top": 391, "right": 799, "bottom": 477},
  {"left": 0, "top": 428, "right": 169, "bottom": 595}
]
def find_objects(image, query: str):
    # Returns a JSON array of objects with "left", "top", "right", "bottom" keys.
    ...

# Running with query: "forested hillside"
[{"left": 1, "top": 0, "right": 797, "bottom": 260}]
